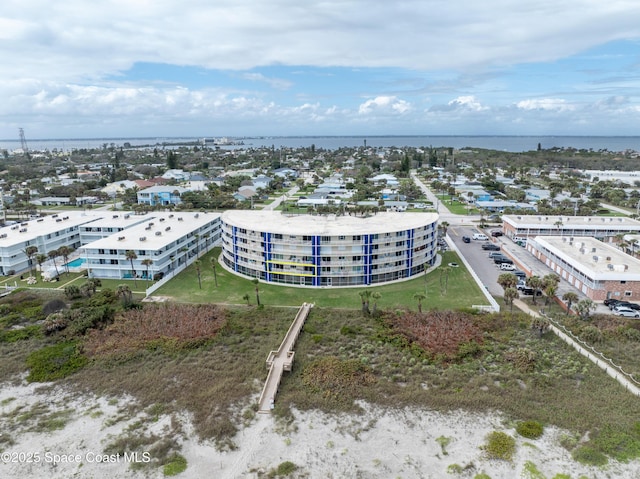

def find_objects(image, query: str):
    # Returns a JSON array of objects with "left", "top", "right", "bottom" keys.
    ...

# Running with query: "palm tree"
[
  {"left": 36, "top": 253, "right": 47, "bottom": 281},
  {"left": 195, "top": 260, "right": 202, "bottom": 289},
  {"left": 497, "top": 273, "right": 518, "bottom": 291},
  {"left": 48, "top": 249, "right": 60, "bottom": 278},
  {"left": 574, "top": 298, "right": 596, "bottom": 320},
  {"left": 116, "top": 284, "right": 132, "bottom": 306},
  {"left": 562, "top": 291, "right": 579, "bottom": 315},
  {"left": 439, "top": 266, "right": 450, "bottom": 294},
  {"left": 57, "top": 246, "right": 73, "bottom": 276},
  {"left": 504, "top": 287, "right": 519, "bottom": 311},
  {"left": 359, "top": 290, "right": 372, "bottom": 314},
  {"left": 371, "top": 291, "right": 381, "bottom": 315},
  {"left": 125, "top": 250, "right": 138, "bottom": 284},
  {"left": 242, "top": 293, "right": 251, "bottom": 305},
  {"left": 210, "top": 256, "right": 218, "bottom": 287},
  {"left": 439, "top": 221, "right": 450, "bottom": 236},
  {"left": 24, "top": 245, "right": 38, "bottom": 278},
  {"left": 531, "top": 316, "right": 550, "bottom": 338},
  {"left": 141, "top": 258, "right": 153, "bottom": 287},
  {"left": 252, "top": 278, "right": 261, "bottom": 305},
  {"left": 413, "top": 292, "right": 427, "bottom": 313},
  {"left": 525, "top": 276, "right": 543, "bottom": 305}
]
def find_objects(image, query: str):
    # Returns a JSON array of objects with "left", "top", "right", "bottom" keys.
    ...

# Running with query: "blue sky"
[{"left": 2, "top": 1, "right": 640, "bottom": 139}]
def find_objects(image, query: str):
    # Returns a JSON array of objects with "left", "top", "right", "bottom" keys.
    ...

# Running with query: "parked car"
[
  {"left": 604, "top": 298, "right": 622, "bottom": 308},
  {"left": 615, "top": 307, "right": 640, "bottom": 318},
  {"left": 613, "top": 302, "right": 640, "bottom": 312},
  {"left": 521, "top": 287, "right": 542, "bottom": 296},
  {"left": 517, "top": 280, "right": 527, "bottom": 290},
  {"left": 482, "top": 243, "right": 501, "bottom": 251},
  {"left": 490, "top": 230, "right": 503, "bottom": 237},
  {"left": 472, "top": 233, "right": 489, "bottom": 241},
  {"left": 488, "top": 252, "right": 504, "bottom": 259},
  {"left": 462, "top": 236, "right": 471, "bottom": 243},
  {"left": 513, "top": 270, "right": 526, "bottom": 279},
  {"left": 493, "top": 256, "right": 513, "bottom": 265},
  {"left": 500, "top": 263, "right": 516, "bottom": 271}
]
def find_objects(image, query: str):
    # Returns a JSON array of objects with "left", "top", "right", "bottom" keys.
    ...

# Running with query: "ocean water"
[{"left": 2, "top": 135, "right": 640, "bottom": 153}]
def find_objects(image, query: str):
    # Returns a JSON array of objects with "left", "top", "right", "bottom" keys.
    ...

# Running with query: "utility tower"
[{"left": 19, "top": 128, "right": 29, "bottom": 157}]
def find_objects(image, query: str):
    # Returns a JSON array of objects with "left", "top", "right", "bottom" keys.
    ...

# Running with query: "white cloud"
[
  {"left": 516, "top": 98, "right": 574, "bottom": 112},
  {"left": 359, "top": 96, "right": 411, "bottom": 115},
  {"left": 240, "top": 73, "right": 292, "bottom": 90},
  {"left": 447, "top": 96, "right": 488, "bottom": 111}
]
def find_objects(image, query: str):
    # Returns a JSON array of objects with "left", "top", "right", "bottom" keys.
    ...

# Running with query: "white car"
[
  {"left": 615, "top": 307, "right": 640, "bottom": 318},
  {"left": 500, "top": 263, "right": 516, "bottom": 271}
]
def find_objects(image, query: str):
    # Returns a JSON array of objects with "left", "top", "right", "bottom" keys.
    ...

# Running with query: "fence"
[{"left": 541, "top": 312, "right": 640, "bottom": 397}]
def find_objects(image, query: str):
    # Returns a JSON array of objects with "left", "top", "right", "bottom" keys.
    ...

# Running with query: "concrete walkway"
[
  {"left": 257, "top": 303, "right": 313, "bottom": 413},
  {"left": 514, "top": 299, "right": 640, "bottom": 397}
]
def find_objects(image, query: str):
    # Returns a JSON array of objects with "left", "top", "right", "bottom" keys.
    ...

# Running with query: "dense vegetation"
[{"left": 1, "top": 289, "right": 640, "bottom": 467}]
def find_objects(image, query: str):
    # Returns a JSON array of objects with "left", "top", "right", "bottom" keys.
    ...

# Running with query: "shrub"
[
  {"left": 275, "top": 461, "right": 297, "bottom": 476},
  {"left": 163, "top": 453, "right": 187, "bottom": 476},
  {"left": 26, "top": 341, "right": 87, "bottom": 382},
  {"left": 516, "top": 420, "right": 544, "bottom": 439},
  {"left": 571, "top": 445, "right": 608, "bottom": 466},
  {"left": 42, "top": 299, "right": 67, "bottom": 316},
  {"left": 0, "top": 325, "right": 42, "bottom": 342},
  {"left": 474, "top": 474, "right": 491, "bottom": 479},
  {"left": 64, "top": 285, "right": 82, "bottom": 300},
  {"left": 581, "top": 325, "right": 603, "bottom": 344},
  {"left": 484, "top": 431, "right": 516, "bottom": 461}
]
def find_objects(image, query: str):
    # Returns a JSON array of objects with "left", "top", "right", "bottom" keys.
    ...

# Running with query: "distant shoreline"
[{"left": 4, "top": 135, "right": 640, "bottom": 153}]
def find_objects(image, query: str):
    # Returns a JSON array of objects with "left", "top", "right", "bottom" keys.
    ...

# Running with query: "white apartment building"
[
  {"left": 78, "top": 213, "right": 152, "bottom": 244},
  {"left": 220, "top": 210, "right": 439, "bottom": 287},
  {"left": 502, "top": 215, "right": 640, "bottom": 241},
  {"left": 0, "top": 212, "right": 101, "bottom": 275},
  {"left": 82, "top": 212, "right": 222, "bottom": 280}
]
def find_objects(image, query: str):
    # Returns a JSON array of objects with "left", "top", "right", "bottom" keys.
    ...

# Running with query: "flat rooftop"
[
  {"left": 504, "top": 214, "right": 640, "bottom": 230},
  {"left": 0, "top": 212, "right": 104, "bottom": 248},
  {"left": 82, "top": 212, "right": 221, "bottom": 251},
  {"left": 532, "top": 236, "right": 640, "bottom": 280},
  {"left": 79, "top": 212, "right": 153, "bottom": 229},
  {"left": 222, "top": 210, "right": 438, "bottom": 236}
]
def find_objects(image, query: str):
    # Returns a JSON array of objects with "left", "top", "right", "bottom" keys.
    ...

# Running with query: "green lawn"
[{"left": 153, "top": 248, "right": 488, "bottom": 310}]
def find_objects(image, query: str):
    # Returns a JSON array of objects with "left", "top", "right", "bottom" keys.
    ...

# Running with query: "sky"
[{"left": 2, "top": 0, "right": 640, "bottom": 139}]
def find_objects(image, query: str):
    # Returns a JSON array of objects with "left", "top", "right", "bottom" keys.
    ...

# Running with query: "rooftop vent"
[
  {"left": 607, "top": 264, "right": 614, "bottom": 270},
  {"left": 10, "top": 225, "right": 18, "bottom": 230},
  {"left": 0, "top": 233, "right": 7, "bottom": 239},
  {"left": 159, "top": 218, "right": 165, "bottom": 222},
  {"left": 606, "top": 256, "right": 611, "bottom": 261},
  {"left": 139, "top": 236, "right": 147, "bottom": 242},
  {"left": 591, "top": 247, "right": 597, "bottom": 253},
  {"left": 19, "top": 228, "right": 27, "bottom": 233},
  {"left": 62, "top": 216, "right": 69, "bottom": 220},
  {"left": 124, "top": 214, "right": 130, "bottom": 219},
  {"left": 178, "top": 217, "right": 183, "bottom": 221},
  {"left": 593, "top": 256, "right": 598, "bottom": 262},
  {"left": 52, "top": 214, "right": 58, "bottom": 218},
  {"left": 113, "top": 215, "right": 119, "bottom": 219},
  {"left": 155, "top": 231, "right": 162, "bottom": 236},
  {"left": 37, "top": 218, "right": 44, "bottom": 222},
  {"left": 56, "top": 219, "right": 62, "bottom": 222},
  {"left": 165, "top": 226, "right": 171, "bottom": 231},
  {"left": 145, "top": 226, "right": 151, "bottom": 230},
  {"left": 118, "top": 236, "right": 125, "bottom": 241},
  {"left": 194, "top": 213, "right": 199, "bottom": 218},
  {"left": 169, "top": 214, "right": 174, "bottom": 218}
]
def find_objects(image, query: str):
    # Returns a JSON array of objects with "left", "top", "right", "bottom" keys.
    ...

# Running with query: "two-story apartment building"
[{"left": 527, "top": 236, "right": 640, "bottom": 302}]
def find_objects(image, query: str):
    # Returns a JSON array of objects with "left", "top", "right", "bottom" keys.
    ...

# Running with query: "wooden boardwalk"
[{"left": 257, "top": 303, "right": 313, "bottom": 413}]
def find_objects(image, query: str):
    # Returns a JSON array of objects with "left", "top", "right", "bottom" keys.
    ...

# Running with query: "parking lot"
[
  {"left": 447, "top": 225, "right": 506, "bottom": 297},
  {"left": 448, "top": 225, "right": 611, "bottom": 315}
]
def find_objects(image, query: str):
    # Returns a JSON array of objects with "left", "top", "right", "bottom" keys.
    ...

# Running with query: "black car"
[
  {"left": 462, "top": 236, "right": 471, "bottom": 243},
  {"left": 493, "top": 255, "right": 513, "bottom": 265},
  {"left": 482, "top": 243, "right": 501, "bottom": 251},
  {"left": 490, "top": 230, "right": 503, "bottom": 237},
  {"left": 513, "top": 270, "right": 526, "bottom": 279},
  {"left": 605, "top": 298, "right": 626, "bottom": 308},
  {"left": 521, "top": 287, "right": 542, "bottom": 296}
]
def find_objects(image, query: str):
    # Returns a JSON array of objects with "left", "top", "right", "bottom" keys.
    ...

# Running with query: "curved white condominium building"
[{"left": 220, "top": 210, "right": 439, "bottom": 287}]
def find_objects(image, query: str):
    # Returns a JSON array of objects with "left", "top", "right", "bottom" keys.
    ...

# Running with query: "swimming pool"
[{"left": 64, "top": 258, "right": 86, "bottom": 268}]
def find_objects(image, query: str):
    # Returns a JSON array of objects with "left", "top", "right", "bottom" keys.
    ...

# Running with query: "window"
[
  {"left": 109, "top": 249, "right": 117, "bottom": 255},
  {"left": 98, "top": 249, "right": 105, "bottom": 254},
  {"left": 625, "top": 291, "right": 632, "bottom": 297},
  {"left": 621, "top": 281, "right": 627, "bottom": 284},
  {"left": 352, "top": 235, "right": 361, "bottom": 241}
]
